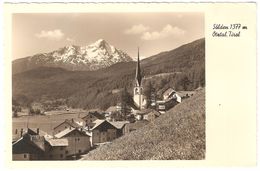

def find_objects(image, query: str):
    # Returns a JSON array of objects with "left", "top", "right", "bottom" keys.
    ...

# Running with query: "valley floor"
[{"left": 12, "top": 109, "right": 87, "bottom": 135}]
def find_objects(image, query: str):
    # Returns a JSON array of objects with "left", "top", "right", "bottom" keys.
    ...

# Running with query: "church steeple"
[
  {"left": 135, "top": 47, "right": 142, "bottom": 87},
  {"left": 133, "top": 47, "right": 147, "bottom": 110}
]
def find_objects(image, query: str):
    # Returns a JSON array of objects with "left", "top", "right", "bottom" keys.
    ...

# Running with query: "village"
[{"left": 12, "top": 49, "right": 194, "bottom": 160}]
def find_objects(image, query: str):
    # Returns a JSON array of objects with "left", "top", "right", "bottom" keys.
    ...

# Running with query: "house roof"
[
  {"left": 89, "top": 119, "right": 118, "bottom": 130},
  {"left": 72, "top": 118, "right": 86, "bottom": 126},
  {"left": 109, "top": 121, "right": 129, "bottom": 129},
  {"left": 90, "top": 119, "right": 106, "bottom": 130},
  {"left": 82, "top": 111, "right": 105, "bottom": 120},
  {"left": 46, "top": 138, "right": 68, "bottom": 147},
  {"left": 12, "top": 128, "right": 52, "bottom": 142},
  {"left": 55, "top": 127, "right": 90, "bottom": 138},
  {"left": 55, "top": 127, "right": 76, "bottom": 138},
  {"left": 163, "top": 88, "right": 176, "bottom": 98},
  {"left": 90, "top": 112, "right": 105, "bottom": 119},
  {"left": 53, "top": 119, "right": 81, "bottom": 130},
  {"left": 29, "top": 128, "right": 53, "bottom": 138},
  {"left": 12, "top": 135, "right": 46, "bottom": 154}
]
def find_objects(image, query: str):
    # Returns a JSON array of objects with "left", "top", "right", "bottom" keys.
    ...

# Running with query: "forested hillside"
[{"left": 12, "top": 38, "right": 205, "bottom": 110}]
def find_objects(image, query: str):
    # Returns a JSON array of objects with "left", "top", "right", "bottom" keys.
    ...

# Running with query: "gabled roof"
[
  {"left": 109, "top": 121, "right": 129, "bottom": 129},
  {"left": 55, "top": 127, "right": 90, "bottom": 139},
  {"left": 82, "top": 111, "right": 105, "bottom": 120},
  {"left": 46, "top": 138, "right": 68, "bottom": 147},
  {"left": 90, "top": 112, "right": 105, "bottom": 119},
  {"left": 12, "top": 128, "right": 49, "bottom": 142},
  {"left": 12, "top": 133, "right": 46, "bottom": 153},
  {"left": 55, "top": 128, "right": 76, "bottom": 138},
  {"left": 90, "top": 119, "right": 117, "bottom": 131},
  {"left": 29, "top": 128, "right": 53, "bottom": 138},
  {"left": 90, "top": 119, "right": 106, "bottom": 130},
  {"left": 163, "top": 88, "right": 176, "bottom": 98},
  {"left": 53, "top": 119, "right": 81, "bottom": 130}
]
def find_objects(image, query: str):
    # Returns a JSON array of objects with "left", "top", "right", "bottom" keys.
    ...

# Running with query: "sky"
[{"left": 12, "top": 13, "right": 204, "bottom": 60}]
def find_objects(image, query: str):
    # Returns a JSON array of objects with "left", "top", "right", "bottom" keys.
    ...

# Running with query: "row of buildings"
[
  {"left": 12, "top": 112, "right": 131, "bottom": 160},
  {"left": 12, "top": 48, "right": 184, "bottom": 160}
]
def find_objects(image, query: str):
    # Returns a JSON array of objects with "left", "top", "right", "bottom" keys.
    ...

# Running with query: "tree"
[
  {"left": 144, "top": 81, "right": 153, "bottom": 108},
  {"left": 12, "top": 105, "right": 21, "bottom": 118},
  {"left": 179, "top": 76, "right": 192, "bottom": 91},
  {"left": 119, "top": 87, "right": 132, "bottom": 120}
]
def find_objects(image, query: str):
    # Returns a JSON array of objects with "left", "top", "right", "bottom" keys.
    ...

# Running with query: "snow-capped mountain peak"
[{"left": 13, "top": 39, "right": 133, "bottom": 73}]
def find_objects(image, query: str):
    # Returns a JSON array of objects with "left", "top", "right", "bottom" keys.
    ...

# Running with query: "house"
[
  {"left": 163, "top": 88, "right": 181, "bottom": 103},
  {"left": 88, "top": 119, "right": 118, "bottom": 145},
  {"left": 12, "top": 128, "right": 45, "bottom": 160},
  {"left": 156, "top": 88, "right": 182, "bottom": 114},
  {"left": 156, "top": 100, "right": 166, "bottom": 114},
  {"left": 163, "top": 88, "right": 176, "bottom": 100},
  {"left": 53, "top": 118, "right": 83, "bottom": 135},
  {"left": 133, "top": 109, "right": 151, "bottom": 121},
  {"left": 109, "top": 121, "right": 129, "bottom": 137},
  {"left": 82, "top": 111, "right": 105, "bottom": 126},
  {"left": 156, "top": 98, "right": 180, "bottom": 114},
  {"left": 44, "top": 138, "right": 69, "bottom": 160},
  {"left": 143, "top": 110, "right": 161, "bottom": 122},
  {"left": 54, "top": 128, "right": 91, "bottom": 158}
]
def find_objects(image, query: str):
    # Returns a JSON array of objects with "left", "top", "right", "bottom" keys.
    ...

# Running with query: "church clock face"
[
  {"left": 135, "top": 87, "right": 143, "bottom": 95},
  {"left": 135, "top": 88, "right": 139, "bottom": 94}
]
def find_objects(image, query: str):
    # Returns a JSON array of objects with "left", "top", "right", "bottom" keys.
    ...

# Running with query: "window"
[
  {"left": 60, "top": 154, "right": 63, "bottom": 158},
  {"left": 78, "top": 138, "right": 80, "bottom": 141},
  {"left": 65, "top": 126, "right": 67, "bottom": 129},
  {"left": 78, "top": 150, "right": 81, "bottom": 153},
  {"left": 65, "top": 150, "right": 68, "bottom": 154},
  {"left": 23, "top": 154, "right": 27, "bottom": 158}
]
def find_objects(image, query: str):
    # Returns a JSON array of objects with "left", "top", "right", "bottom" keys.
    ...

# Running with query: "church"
[{"left": 133, "top": 48, "right": 147, "bottom": 110}]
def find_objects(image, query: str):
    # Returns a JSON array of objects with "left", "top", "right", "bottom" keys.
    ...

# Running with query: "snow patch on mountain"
[{"left": 26, "top": 39, "right": 133, "bottom": 71}]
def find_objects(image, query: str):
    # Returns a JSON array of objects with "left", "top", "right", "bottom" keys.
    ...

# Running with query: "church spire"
[{"left": 135, "top": 47, "right": 142, "bottom": 87}]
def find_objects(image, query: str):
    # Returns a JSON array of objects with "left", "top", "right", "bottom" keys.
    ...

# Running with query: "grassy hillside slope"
[{"left": 82, "top": 89, "right": 205, "bottom": 160}]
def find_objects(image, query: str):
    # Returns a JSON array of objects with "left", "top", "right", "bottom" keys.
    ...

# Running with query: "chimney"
[
  {"left": 36, "top": 128, "right": 39, "bottom": 135},
  {"left": 20, "top": 128, "right": 23, "bottom": 137}
]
